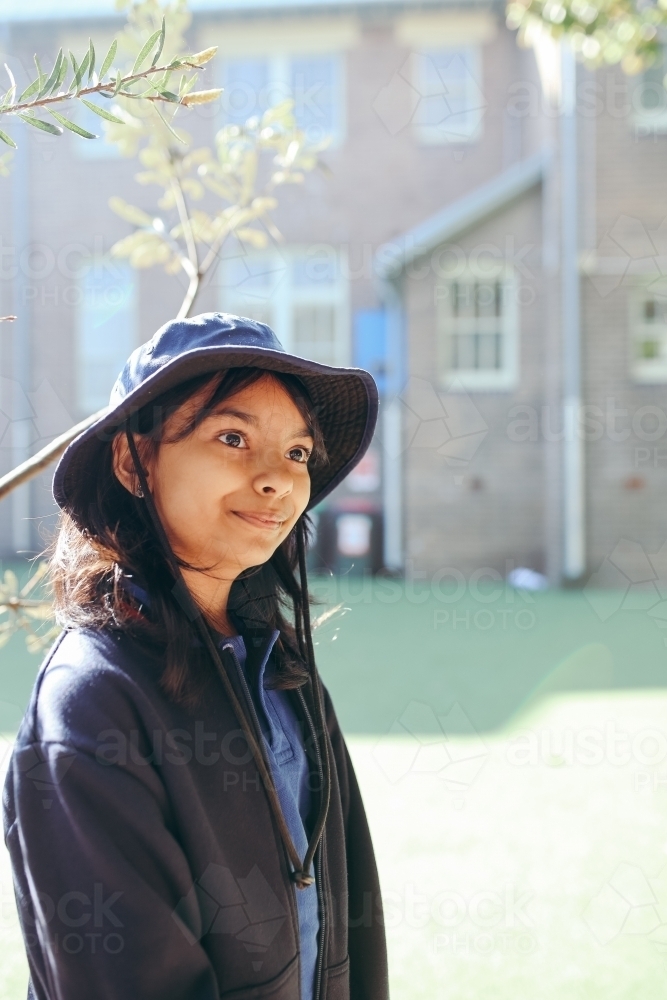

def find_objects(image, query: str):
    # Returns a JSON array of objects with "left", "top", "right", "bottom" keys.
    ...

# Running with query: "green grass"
[
  {"left": 354, "top": 690, "right": 667, "bottom": 1000},
  {"left": 2, "top": 575, "right": 667, "bottom": 998},
  {"left": 310, "top": 576, "right": 667, "bottom": 734}
]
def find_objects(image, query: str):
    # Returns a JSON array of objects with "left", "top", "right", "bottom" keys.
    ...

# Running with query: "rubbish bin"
[{"left": 308, "top": 507, "right": 383, "bottom": 575}]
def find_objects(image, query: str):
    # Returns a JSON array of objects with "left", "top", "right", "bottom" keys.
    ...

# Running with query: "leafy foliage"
[
  {"left": 0, "top": 564, "right": 60, "bottom": 654},
  {"left": 0, "top": 0, "right": 220, "bottom": 154},
  {"left": 507, "top": 0, "right": 667, "bottom": 74},
  {"left": 106, "top": 0, "right": 327, "bottom": 318}
]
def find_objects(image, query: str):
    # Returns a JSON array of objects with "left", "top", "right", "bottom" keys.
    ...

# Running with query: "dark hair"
[{"left": 49, "top": 367, "right": 329, "bottom": 706}]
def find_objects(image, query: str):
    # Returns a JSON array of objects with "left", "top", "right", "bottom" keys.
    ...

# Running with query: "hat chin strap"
[{"left": 124, "top": 427, "right": 331, "bottom": 889}]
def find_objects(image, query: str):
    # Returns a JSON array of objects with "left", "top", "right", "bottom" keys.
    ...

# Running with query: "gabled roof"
[{"left": 375, "top": 150, "right": 549, "bottom": 281}]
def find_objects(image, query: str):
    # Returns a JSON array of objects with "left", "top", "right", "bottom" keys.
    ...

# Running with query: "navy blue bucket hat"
[{"left": 53, "top": 312, "right": 379, "bottom": 522}]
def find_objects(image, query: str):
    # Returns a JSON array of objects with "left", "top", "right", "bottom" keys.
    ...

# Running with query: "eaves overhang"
[
  {"left": 3, "top": 0, "right": 504, "bottom": 25},
  {"left": 375, "top": 150, "right": 549, "bottom": 282}
]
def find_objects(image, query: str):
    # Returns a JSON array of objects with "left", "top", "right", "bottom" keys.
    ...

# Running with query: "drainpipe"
[
  {"left": 560, "top": 43, "right": 585, "bottom": 581},
  {"left": 379, "top": 276, "right": 405, "bottom": 573}
]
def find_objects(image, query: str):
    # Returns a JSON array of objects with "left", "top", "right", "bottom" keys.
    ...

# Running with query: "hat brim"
[{"left": 53, "top": 344, "right": 379, "bottom": 520}]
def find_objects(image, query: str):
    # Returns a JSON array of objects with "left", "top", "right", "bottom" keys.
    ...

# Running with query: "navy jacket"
[{"left": 3, "top": 625, "right": 389, "bottom": 1000}]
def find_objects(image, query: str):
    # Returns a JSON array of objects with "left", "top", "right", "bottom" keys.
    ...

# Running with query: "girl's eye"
[
  {"left": 218, "top": 431, "right": 247, "bottom": 449},
  {"left": 287, "top": 446, "right": 311, "bottom": 464}
]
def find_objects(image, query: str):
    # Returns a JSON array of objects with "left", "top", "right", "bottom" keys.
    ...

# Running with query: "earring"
[{"left": 135, "top": 486, "right": 144, "bottom": 498}]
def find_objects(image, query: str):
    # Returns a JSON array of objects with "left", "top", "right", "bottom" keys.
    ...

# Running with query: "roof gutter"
[
  {"left": 3, "top": 0, "right": 502, "bottom": 25},
  {"left": 375, "top": 150, "right": 549, "bottom": 283}
]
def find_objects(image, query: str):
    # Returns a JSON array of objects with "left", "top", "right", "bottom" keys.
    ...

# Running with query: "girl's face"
[{"left": 114, "top": 374, "right": 314, "bottom": 577}]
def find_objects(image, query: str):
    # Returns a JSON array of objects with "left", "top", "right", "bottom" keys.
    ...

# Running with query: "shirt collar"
[{"left": 121, "top": 573, "right": 281, "bottom": 671}]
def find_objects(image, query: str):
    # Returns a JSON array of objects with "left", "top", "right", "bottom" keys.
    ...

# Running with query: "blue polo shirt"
[
  {"left": 221, "top": 633, "right": 319, "bottom": 1000},
  {"left": 121, "top": 578, "right": 319, "bottom": 999}
]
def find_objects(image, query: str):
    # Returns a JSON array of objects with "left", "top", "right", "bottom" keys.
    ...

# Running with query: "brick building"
[{"left": 1, "top": 0, "right": 666, "bottom": 584}]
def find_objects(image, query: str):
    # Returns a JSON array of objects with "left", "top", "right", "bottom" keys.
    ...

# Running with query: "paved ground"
[{"left": 2, "top": 576, "right": 667, "bottom": 997}]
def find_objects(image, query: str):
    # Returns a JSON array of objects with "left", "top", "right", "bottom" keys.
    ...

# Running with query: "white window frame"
[
  {"left": 435, "top": 267, "right": 519, "bottom": 392},
  {"left": 632, "top": 50, "right": 667, "bottom": 136},
  {"left": 629, "top": 283, "right": 667, "bottom": 383},
  {"left": 218, "top": 245, "right": 350, "bottom": 367},
  {"left": 412, "top": 47, "right": 484, "bottom": 146},
  {"left": 220, "top": 52, "right": 346, "bottom": 149}
]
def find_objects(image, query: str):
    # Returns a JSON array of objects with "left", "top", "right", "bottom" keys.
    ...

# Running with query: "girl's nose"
[{"left": 252, "top": 452, "right": 294, "bottom": 498}]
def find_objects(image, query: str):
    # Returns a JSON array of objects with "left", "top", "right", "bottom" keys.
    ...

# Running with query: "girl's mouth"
[{"left": 232, "top": 511, "right": 285, "bottom": 530}]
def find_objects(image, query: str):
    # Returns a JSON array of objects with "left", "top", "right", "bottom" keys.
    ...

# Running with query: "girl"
[{"left": 3, "top": 313, "right": 388, "bottom": 1000}]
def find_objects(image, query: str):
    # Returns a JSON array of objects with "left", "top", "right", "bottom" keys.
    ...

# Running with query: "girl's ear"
[{"left": 112, "top": 432, "right": 149, "bottom": 496}]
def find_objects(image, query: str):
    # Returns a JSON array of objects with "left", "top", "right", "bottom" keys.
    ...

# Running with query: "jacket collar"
[
  {"left": 228, "top": 621, "right": 281, "bottom": 681},
  {"left": 120, "top": 576, "right": 281, "bottom": 671}
]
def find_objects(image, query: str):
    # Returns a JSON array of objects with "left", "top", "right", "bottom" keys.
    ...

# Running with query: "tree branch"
[
  {"left": 1, "top": 59, "right": 205, "bottom": 118},
  {"left": 170, "top": 171, "right": 202, "bottom": 319},
  {"left": 176, "top": 270, "right": 202, "bottom": 320},
  {"left": 0, "top": 408, "right": 107, "bottom": 502},
  {"left": 171, "top": 173, "right": 199, "bottom": 274}
]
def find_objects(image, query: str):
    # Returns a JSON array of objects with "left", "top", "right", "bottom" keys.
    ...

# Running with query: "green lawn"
[
  {"left": 309, "top": 575, "right": 667, "bottom": 734},
  {"left": 2, "top": 575, "right": 667, "bottom": 998},
  {"left": 355, "top": 689, "right": 667, "bottom": 1000}
]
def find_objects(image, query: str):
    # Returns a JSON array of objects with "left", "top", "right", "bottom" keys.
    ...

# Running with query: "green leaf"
[
  {"left": 51, "top": 53, "right": 68, "bottom": 94},
  {"left": 132, "top": 28, "right": 162, "bottom": 76},
  {"left": 72, "top": 49, "right": 90, "bottom": 92},
  {"left": 34, "top": 55, "right": 45, "bottom": 92},
  {"left": 79, "top": 98, "right": 124, "bottom": 124},
  {"left": 152, "top": 102, "right": 186, "bottom": 144},
  {"left": 4, "top": 64, "right": 16, "bottom": 91},
  {"left": 113, "top": 69, "right": 122, "bottom": 96},
  {"left": 38, "top": 49, "right": 63, "bottom": 99},
  {"left": 0, "top": 128, "right": 17, "bottom": 148},
  {"left": 17, "top": 76, "right": 41, "bottom": 103},
  {"left": 0, "top": 85, "right": 15, "bottom": 110},
  {"left": 49, "top": 109, "right": 97, "bottom": 138},
  {"left": 88, "top": 39, "right": 95, "bottom": 82},
  {"left": 178, "top": 73, "right": 197, "bottom": 98},
  {"left": 99, "top": 40, "right": 117, "bottom": 80},
  {"left": 18, "top": 114, "right": 63, "bottom": 135},
  {"left": 158, "top": 90, "right": 180, "bottom": 102},
  {"left": 152, "top": 16, "right": 166, "bottom": 67}
]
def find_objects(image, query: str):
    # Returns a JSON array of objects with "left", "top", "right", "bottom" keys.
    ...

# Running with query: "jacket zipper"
[
  {"left": 296, "top": 686, "right": 327, "bottom": 1000},
  {"left": 220, "top": 643, "right": 306, "bottom": 997}
]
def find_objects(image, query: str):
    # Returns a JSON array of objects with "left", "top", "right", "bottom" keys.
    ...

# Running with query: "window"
[
  {"left": 71, "top": 101, "right": 121, "bottom": 160},
  {"left": 633, "top": 50, "right": 667, "bottom": 135},
  {"left": 630, "top": 287, "right": 667, "bottom": 383},
  {"left": 413, "top": 48, "right": 485, "bottom": 144},
  {"left": 222, "top": 57, "right": 271, "bottom": 126},
  {"left": 436, "top": 271, "right": 518, "bottom": 390},
  {"left": 221, "top": 53, "right": 345, "bottom": 146},
  {"left": 76, "top": 263, "right": 137, "bottom": 415},
  {"left": 219, "top": 246, "right": 349, "bottom": 366}
]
